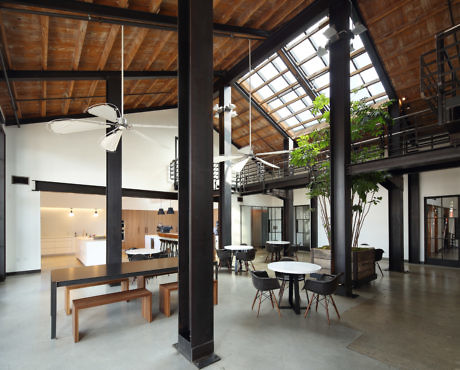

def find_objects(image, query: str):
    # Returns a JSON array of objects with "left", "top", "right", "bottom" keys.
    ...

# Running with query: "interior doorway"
[{"left": 425, "top": 195, "right": 459, "bottom": 267}]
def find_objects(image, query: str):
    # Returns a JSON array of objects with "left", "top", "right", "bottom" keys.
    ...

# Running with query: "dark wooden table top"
[{"left": 51, "top": 257, "right": 179, "bottom": 286}]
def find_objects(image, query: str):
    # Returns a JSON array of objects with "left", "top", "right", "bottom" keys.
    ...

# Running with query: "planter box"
[{"left": 311, "top": 247, "right": 377, "bottom": 286}]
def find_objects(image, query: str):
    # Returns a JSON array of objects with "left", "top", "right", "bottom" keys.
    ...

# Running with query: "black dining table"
[{"left": 50, "top": 257, "right": 178, "bottom": 339}]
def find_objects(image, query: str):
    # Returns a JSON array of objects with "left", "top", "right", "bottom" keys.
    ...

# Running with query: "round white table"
[
  {"left": 268, "top": 261, "right": 321, "bottom": 314},
  {"left": 224, "top": 245, "right": 254, "bottom": 272},
  {"left": 266, "top": 240, "right": 291, "bottom": 258}
]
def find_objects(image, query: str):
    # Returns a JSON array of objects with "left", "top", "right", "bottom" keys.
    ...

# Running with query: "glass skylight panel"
[
  {"left": 297, "top": 110, "right": 314, "bottom": 121},
  {"left": 289, "top": 100, "right": 307, "bottom": 112},
  {"left": 368, "top": 82, "right": 385, "bottom": 96},
  {"left": 313, "top": 72, "right": 329, "bottom": 89},
  {"left": 258, "top": 64, "right": 278, "bottom": 80},
  {"left": 284, "top": 71, "right": 297, "bottom": 84},
  {"left": 247, "top": 73, "right": 263, "bottom": 89},
  {"left": 276, "top": 107, "right": 292, "bottom": 119},
  {"left": 351, "top": 35, "right": 364, "bottom": 50},
  {"left": 291, "top": 40, "right": 316, "bottom": 62},
  {"left": 268, "top": 99, "right": 283, "bottom": 110},
  {"left": 350, "top": 74, "right": 363, "bottom": 90},
  {"left": 255, "top": 86, "right": 273, "bottom": 100},
  {"left": 350, "top": 61, "right": 356, "bottom": 72},
  {"left": 286, "top": 33, "right": 305, "bottom": 49},
  {"left": 272, "top": 57, "right": 287, "bottom": 71},
  {"left": 301, "top": 56, "right": 325, "bottom": 76},
  {"left": 291, "top": 125, "right": 305, "bottom": 132},
  {"left": 360, "top": 67, "right": 379, "bottom": 83},
  {"left": 282, "top": 91, "right": 298, "bottom": 102},
  {"left": 351, "top": 88, "right": 370, "bottom": 101},
  {"left": 270, "top": 76, "right": 289, "bottom": 91},
  {"left": 285, "top": 117, "right": 300, "bottom": 127},
  {"left": 309, "top": 29, "right": 328, "bottom": 49},
  {"left": 353, "top": 53, "right": 372, "bottom": 69}
]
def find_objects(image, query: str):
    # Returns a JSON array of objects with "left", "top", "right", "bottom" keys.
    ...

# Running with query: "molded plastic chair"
[
  {"left": 375, "top": 248, "right": 384, "bottom": 276},
  {"left": 129, "top": 254, "right": 148, "bottom": 261},
  {"left": 216, "top": 249, "right": 232, "bottom": 270},
  {"left": 265, "top": 243, "right": 282, "bottom": 262},
  {"left": 287, "top": 244, "right": 300, "bottom": 260},
  {"left": 303, "top": 273, "right": 342, "bottom": 324},
  {"left": 250, "top": 270, "right": 281, "bottom": 317},
  {"left": 235, "top": 249, "right": 256, "bottom": 272}
]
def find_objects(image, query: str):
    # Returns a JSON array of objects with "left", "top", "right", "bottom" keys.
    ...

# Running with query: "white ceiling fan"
[
  {"left": 48, "top": 26, "right": 175, "bottom": 152},
  {"left": 214, "top": 40, "right": 290, "bottom": 172}
]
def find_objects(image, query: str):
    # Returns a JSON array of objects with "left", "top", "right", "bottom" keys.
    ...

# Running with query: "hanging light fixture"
[
  {"left": 449, "top": 201, "right": 454, "bottom": 218},
  {"left": 167, "top": 200, "right": 174, "bottom": 214},
  {"left": 93, "top": 209, "right": 99, "bottom": 217},
  {"left": 69, "top": 208, "right": 75, "bottom": 217},
  {"left": 158, "top": 200, "right": 165, "bottom": 215}
]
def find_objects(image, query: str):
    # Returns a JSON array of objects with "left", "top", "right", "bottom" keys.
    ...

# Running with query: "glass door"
[
  {"left": 295, "top": 205, "right": 311, "bottom": 250},
  {"left": 425, "top": 195, "right": 459, "bottom": 267},
  {"left": 268, "top": 207, "right": 282, "bottom": 241}
]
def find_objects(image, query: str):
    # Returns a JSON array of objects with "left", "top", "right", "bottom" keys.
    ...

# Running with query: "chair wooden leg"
[
  {"left": 304, "top": 293, "right": 314, "bottom": 318},
  {"left": 250, "top": 261, "right": 255, "bottom": 271},
  {"left": 257, "top": 292, "right": 262, "bottom": 317},
  {"left": 330, "top": 295, "right": 340, "bottom": 319},
  {"left": 269, "top": 291, "right": 274, "bottom": 308},
  {"left": 272, "top": 291, "right": 281, "bottom": 317},
  {"left": 252, "top": 291, "right": 259, "bottom": 310},
  {"left": 279, "top": 281, "right": 286, "bottom": 303},
  {"left": 315, "top": 293, "right": 319, "bottom": 312},
  {"left": 377, "top": 262, "right": 384, "bottom": 277},
  {"left": 325, "top": 295, "right": 330, "bottom": 325},
  {"left": 245, "top": 261, "right": 249, "bottom": 271}
]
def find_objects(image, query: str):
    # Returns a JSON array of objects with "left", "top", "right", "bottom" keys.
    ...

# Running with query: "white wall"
[{"left": 6, "top": 108, "right": 178, "bottom": 272}]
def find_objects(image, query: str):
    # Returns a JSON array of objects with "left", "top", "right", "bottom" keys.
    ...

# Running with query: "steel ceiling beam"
[
  {"left": 1, "top": 0, "right": 270, "bottom": 40},
  {"left": 1, "top": 70, "right": 225, "bottom": 81}
]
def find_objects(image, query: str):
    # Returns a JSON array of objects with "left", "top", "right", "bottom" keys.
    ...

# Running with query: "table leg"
[
  {"left": 234, "top": 254, "right": 238, "bottom": 273},
  {"left": 51, "top": 281, "right": 57, "bottom": 339},
  {"left": 293, "top": 279, "right": 300, "bottom": 314},
  {"left": 288, "top": 276, "right": 293, "bottom": 307}
]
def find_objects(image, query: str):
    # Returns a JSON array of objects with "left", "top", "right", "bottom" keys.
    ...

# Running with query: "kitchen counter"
[{"left": 76, "top": 237, "right": 106, "bottom": 266}]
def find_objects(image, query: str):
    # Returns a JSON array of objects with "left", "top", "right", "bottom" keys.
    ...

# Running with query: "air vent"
[{"left": 12, "top": 176, "right": 29, "bottom": 185}]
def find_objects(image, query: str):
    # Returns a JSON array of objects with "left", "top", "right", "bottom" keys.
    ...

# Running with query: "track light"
[
  {"left": 167, "top": 207, "right": 174, "bottom": 215},
  {"left": 213, "top": 103, "right": 237, "bottom": 118},
  {"left": 69, "top": 208, "right": 74, "bottom": 217},
  {"left": 323, "top": 26, "right": 339, "bottom": 42},
  {"left": 317, "top": 46, "right": 328, "bottom": 57},
  {"left": 351, "top": 22, "right": 367, "bottom": 36}
]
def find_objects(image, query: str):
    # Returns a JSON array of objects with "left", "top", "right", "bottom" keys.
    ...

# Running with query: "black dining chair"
[
  {"left": 265, "top": 243, "right": 282, "bottom": 262},
  {"left": 129, "top": 254, "right": 148, "bottom": 261},
  {"left": 375, "top": 248, "right": 384, "bottom": 276},
  {"left": 235, "top": 249, "right": 256, "bottom": 272},
  {"left": 287, "top": 244, "right": 300, "bottom": 260},
  {"left": 250, "top": 271, "right": 281, "bottom": 317},
  {"left": 303, "top": 273, "right": 342, "bottom": 324},
  {"left": 216, "top": 249, "right": 232, "bottom": 270}
]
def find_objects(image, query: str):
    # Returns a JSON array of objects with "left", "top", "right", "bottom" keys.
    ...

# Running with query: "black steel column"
[
  {"left": 218, "top": 85, "right": 232, "bottom": 249},
  {"left": 282, "top": 190, "right": 294, "bottom": 243},
  {"left": 408, "top": 173, "right": 420, "bottom": 263},
  {"left": 387, "top": 176, "right": 405, "bottom": 271},
  {"left": 177, "top": 0, "right": 219, "bottom": 367},
  {"left": 0, "top": 126, "right": 5, "bottom": 281},
  {"left": 329, "top": 0, "right": 352, "bottom": 296},
  {"left": 310, "top": 196, "right": 318, "bottom": 250},
  {"left": 106, "top": 76, "right": 122, "bottom": 265}
]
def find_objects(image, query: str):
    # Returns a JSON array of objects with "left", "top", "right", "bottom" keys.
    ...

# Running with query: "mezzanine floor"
[{"left": 1, "top": 252, "right": 459, "bottom": 370}]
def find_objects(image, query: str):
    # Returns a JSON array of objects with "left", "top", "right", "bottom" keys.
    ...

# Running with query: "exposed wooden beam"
[{"left": 2, "top": 0, "right": 270, "bottom": 39}]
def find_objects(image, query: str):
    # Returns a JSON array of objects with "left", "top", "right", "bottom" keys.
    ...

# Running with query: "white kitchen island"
[{"left": 76, "top": 237, "right": 106, "bottom": 266}]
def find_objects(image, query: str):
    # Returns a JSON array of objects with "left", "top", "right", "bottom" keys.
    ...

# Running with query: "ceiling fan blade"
[
  {"left": 214, "top": 154, "right": 246, "bottom": 163},
  {"left": 100, "top": 129, "right": 123, "bottom": 152},
  {"left": 87, "top": 103, "right": 119, "bottom": 123},
  {"left": 47, "top": 119, "right": 109, "bottom": 134},
  {"left": 130, "top": 123, "right": 177, "bottom": 129},
  {"left": 239, "top": 145, "right": 252, "bottom": 155},
  {"left": 232, "top": 157, "right": 250, "bottom": 173},
  {"left": 255, "top": 156, "right": 280, "bottom": 169},
  {"left": 256, "top": 150, "right": 291, "bottom": 156}
]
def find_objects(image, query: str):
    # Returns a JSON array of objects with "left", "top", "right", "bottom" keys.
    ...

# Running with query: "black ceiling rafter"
[
  {"left": 4, "top": 105, "right": 177, "bottom": 126},
  {"left": 0, "top": 1, "right": 270, "bottom": 40},
  {"left": 1, "top": 70, "right": 225, "bottom": 81},
  {"left": 218, "top": 0, "right": 329, "bottom": 89},
  {"left": 233, "top": 81, "right": 291, "bottom": 142}
]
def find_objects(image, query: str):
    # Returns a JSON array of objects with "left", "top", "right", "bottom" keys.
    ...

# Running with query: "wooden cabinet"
[{"left": 122, "top": 210, "right": 178, "bottom": 249}]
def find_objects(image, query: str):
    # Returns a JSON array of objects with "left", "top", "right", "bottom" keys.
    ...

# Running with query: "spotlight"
[
  {"left": 323, "top": 26, "right": 339, "bottom": 41},
  {"left": 351, "top": 22, "right": 367, "bottom": 36},
  {"left": 317, "top": 46, "right": 328, "bottom": 57}
]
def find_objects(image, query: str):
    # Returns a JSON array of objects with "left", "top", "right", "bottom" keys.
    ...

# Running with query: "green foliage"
[{"left": 290, "top": 94, "right": 394, "bottom": 246}]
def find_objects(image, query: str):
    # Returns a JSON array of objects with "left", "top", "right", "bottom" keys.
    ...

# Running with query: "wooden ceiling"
[{"left": 0, "top": 0, "right": 459, "bottom": 154}]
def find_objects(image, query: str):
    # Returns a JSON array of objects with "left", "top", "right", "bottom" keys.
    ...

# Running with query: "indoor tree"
[{"left": 290, "top": 94, "right": 393, "bottom": 247}]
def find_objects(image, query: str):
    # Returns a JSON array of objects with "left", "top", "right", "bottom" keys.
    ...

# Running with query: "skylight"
[{"left": 237, "top": 16, "right": 389, "bottom": 139}]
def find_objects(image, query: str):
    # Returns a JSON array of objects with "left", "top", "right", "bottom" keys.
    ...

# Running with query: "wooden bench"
[
  {"left": 65, "top": 278, "right": 130, "bottom": 315},
  {"left": 159, "top": 280, "right": 218, "bottom": 317},
  {"left": 72, "top": 288, "right": 152, "bottom": 342}
]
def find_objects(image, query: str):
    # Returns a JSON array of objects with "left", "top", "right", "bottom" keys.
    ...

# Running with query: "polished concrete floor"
[{"left": 1, "top": 251, "right": 459, "bottom": 370}]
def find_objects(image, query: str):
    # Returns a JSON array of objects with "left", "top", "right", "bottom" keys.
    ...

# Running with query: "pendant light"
[
  {"left": 69, "top": 208, "right": 75, "bottom": 217},
  {"left": 93, "top": 209, "right": 99, "bottom": 217},
  {"left": 158, "top": 200, "right": 165, "bottom": 215},
  {"left": 167, "top": 200, "right": 174, "bottom": 214}
]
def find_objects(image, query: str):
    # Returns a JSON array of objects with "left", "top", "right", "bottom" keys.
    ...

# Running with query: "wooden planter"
[{"left": 311, "top": 247, "right": 377, "bottom": 286}]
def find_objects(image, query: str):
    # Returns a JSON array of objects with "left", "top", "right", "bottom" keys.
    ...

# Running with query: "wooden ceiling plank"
[
  {"left": 63, "top": 18, "right": 89, "bottom": 115},
  {"left": 364, "top": 0, "right": 414, "bottom": 26},
  {"left": 40, "top": 15, "right": 49, "bottom": 70},
  {"left": 0, "top": 10, "right": 22, "bottom": 118}
]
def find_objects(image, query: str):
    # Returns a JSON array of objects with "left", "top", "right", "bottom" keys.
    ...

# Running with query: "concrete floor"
[{"left": 0, "top": 251, "right": 459, "bottom": 370}]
